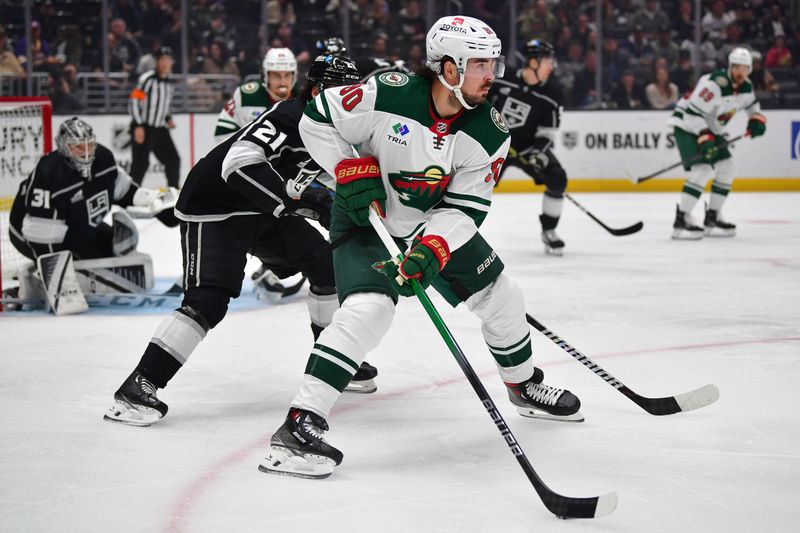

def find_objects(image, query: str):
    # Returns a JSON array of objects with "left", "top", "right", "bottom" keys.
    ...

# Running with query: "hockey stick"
[
  {"left": 564, "top": 193, "right": 643, "bottom": 236},
  {"left": 368, "top": 207, "right": 617, "bottom": 519},
  {"left": 629, "top": 134, "right": 744, "bottom": 184},
  {"left": 526, "top": 314, "right": 720, "bottom": 415}
]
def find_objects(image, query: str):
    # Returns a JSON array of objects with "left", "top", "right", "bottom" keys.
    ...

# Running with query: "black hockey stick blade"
[
  {"left": 532, "top": 471, "right": 618, "bottom": 519},
  {"left": 526, "top": 314, "right": 720, "bottom": 416},
  {"left": 281, "top": 275, "right": 307, "bottom": 298},
  {"left": 564, "top": 194, "right": 643, "bottom": 236}
]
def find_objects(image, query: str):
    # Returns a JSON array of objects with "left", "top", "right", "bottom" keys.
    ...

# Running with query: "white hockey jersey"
[
  {"left": 299, "top": 72, "right": 511, "bottom": 251},
  {"left": 213, "top": 80, "right": 282, "bottom": 144},
  {"left": 667, "top": 69, "right": 760, "bottom": 135}
]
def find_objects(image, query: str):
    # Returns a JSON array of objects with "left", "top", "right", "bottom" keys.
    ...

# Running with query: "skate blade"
[
  {"left": 103, "top": 400, "right": 162, "bottom": 427},
  {"left": 516, "top": 406, "right": 585, "bottom": 423},
  {"left": 703, "top": 227, "right": 736, "bottom": 237},
  {"left": 671, "top": 229, "right": 703, "bottom": 240},
  {"left": 258, "top": 446, "right": 335, "bottom": 479},
  {"left": 344, "top": 378, "right": 377, "bottom": 394},
  {"left": 544, "top": 246, "right": 564, "bottom": 256}
]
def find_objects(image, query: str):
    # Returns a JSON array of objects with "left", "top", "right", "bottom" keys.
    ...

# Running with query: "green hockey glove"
[
  {"left": 334, "top": 156, "right": 386, "bottom": 226},
  {"left": 746, "top": 114, "right": 766, "bottom": 138},
  {"left": 697, "top": 130, "right": 718, "bottom": 164},
  {"left": 372, "top": 235, "right": 451, "bottom": 297}
]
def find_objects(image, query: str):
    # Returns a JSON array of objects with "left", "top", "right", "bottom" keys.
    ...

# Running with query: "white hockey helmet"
[
  {"left": 728, "top": 47, "right": 753, "bottom": 74},
  {"left": 263, "top": 47, "right": 298, "bottom": 79},
  {"left": 426, "top": 15, "right": 505, "bottom": 109}
]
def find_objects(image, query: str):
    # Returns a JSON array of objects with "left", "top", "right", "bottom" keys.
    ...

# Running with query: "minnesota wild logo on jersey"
[{"left": 388, "top": 166, "right": 451, "bottom": 212}]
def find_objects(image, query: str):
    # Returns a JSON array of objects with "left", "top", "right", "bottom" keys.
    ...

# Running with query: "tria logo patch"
[
  {"left": 388, "top": 166, "right": 451, "bottom": 212},
  {"left": 393, "top": 123, "right": 410, "bottom": 136}
]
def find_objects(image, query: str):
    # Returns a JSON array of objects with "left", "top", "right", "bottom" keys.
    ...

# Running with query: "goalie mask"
[
  {"left": 56, "top": 117, "right": 97, "bottom": 178},
  {"left": 426, "top": 15, "right": 505, "bottom": 110}
]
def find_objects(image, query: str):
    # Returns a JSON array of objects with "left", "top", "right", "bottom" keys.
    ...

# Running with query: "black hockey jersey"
[
  {"left": 176, "top": 98, "right": 324, "bottom": 221},
  {"left": 489, "top": 70, "right": 563, "bottom": 156},
  {"left": 10, "top": 144, "right": 137, "bottom": 257}
]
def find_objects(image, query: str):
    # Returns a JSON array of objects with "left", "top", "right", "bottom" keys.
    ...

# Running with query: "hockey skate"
[
  {"left": 541, "top": 229, "right": 565, "bottom": 256},
  {"left": 259, "top": 408, "right": 343, "bottom": 479},
  {"left": 252, "top": 266, "right": 287, "bottom": 303},
  {"left": 671, "top": 205, "right": 703, "bottom": 240},
  {"left": 703, "top": 209, "right": 736, "bottom": 237},
  {"left": 103, "top": 371, "right": 168, "bottom": 427},
  {"left": 506, "top": 367, "right": 584, "bottom": 422},
  {"left": 344, "top": 361, "right": 378, "bottom": 394}
]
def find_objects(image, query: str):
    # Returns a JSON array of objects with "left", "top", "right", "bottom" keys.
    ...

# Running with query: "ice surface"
[{"left": 1, "top": 193, "right": 798, "bottom": 532}]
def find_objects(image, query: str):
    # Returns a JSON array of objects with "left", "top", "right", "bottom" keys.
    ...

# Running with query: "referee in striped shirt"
[{"left": 128, "top": 46, "right": 180, "bottom": 187}]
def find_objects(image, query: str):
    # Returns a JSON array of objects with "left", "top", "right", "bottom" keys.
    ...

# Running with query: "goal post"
[{"left": 0, "top": 97, "right": 53, "bottom": 308}]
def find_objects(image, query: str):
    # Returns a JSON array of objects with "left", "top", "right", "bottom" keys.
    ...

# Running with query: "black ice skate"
[
  {"left": 104, "top": 371, "right": 168, "bottom": 427},
  {"left": 506, "top": 367, "right": 584, "bottom": 422},
  {"left": 259, "top": 408, "right": 343, "bottom": 479},
  {"left": 672, "top": 205, "right": 703, "bottom": 240},
  {"left": 703, "top": 209, "right": 736, "bottom": 237},
  {"left": 344, "top": 361, "right": 378, "bottom": 394},
  {"left": 541, "top": 230, "right": 565, "bottom": 256}
]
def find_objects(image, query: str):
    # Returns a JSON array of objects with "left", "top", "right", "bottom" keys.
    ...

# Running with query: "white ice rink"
[{"left": 1, "top": 192, "right": 798, "bottom": 533}]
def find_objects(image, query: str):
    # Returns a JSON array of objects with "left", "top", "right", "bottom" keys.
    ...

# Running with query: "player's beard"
[{"left": 460, "top": 82, "right": 492, "bottom": 107}]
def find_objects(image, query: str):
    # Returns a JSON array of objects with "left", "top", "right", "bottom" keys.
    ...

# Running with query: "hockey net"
[{"left": 0, "top": 97, "right": 52, "bottom": 305}]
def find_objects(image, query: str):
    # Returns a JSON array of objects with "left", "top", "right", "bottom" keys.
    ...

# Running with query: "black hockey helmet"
[
  {"left": 315, "top": 37, "right": 348, "bottom": 57},
  {"left": 525, "top": 39, "right": 555, "bottom": 61},
  {"left": 306, "top": 54, "right": 361, "bottom": 90}
]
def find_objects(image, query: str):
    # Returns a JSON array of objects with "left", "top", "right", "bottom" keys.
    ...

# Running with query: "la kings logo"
[
  {"left": 562, "top": 131, "right": 579, "bottom": 150},
  {"left": 86, "top": 190, "right": 109, "bottom": 227},
  {"left": 500, "top": 97, "right": 530, "bottom": 129},
  {"left": 388, "top": 166, "right": 451, "bottom": 212}
]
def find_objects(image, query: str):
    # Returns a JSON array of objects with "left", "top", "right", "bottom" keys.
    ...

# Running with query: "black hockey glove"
[{"left": 282, "top": 184, "right": 333, "bottom": 229}]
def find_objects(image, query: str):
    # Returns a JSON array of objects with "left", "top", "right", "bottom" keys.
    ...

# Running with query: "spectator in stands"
[
  {"left": 142, "top": 0, "right": 174, "bottom": 40},
  {"left": 610, "top": 0, "right": 636, "bottom": 32},
  {"left": 790, "top": 29, "right": 800, "bottom": 64},
  {"left": 518, "top": 0, "right": 559, "bottom": 43},
  {"left": 201, "top": 39, "right": 241, "bottom": 80},
  {"left": 670, "top": 49, "right": 695, "bottom": 94},
  {"left": 15, "top": 21, "right": 56, "bottom": 71},
  {"left": 203, "top": 5, "right": 239, "bottom": 58},
  {"left": 368, "top": 0, "right": 392, "bottom": 38},
  {"left": 0, "top": 25, "right": 26, "bottom": 79},
  {"left": 274, "top": 22, "right": 310, "bottom": 65},
  {"left": 556, "top": 40, "right": 584, "bottom": 101},
  {"left": 673, "top": 0, "right": 696, "bottom": 42},
  {"left": 396, "top": 0, "right": 426, "bottom": 50},
  {"left": 610, "top": 70, "right": 647, "bottom": 109},
  {"left": 53, "top": 25, "right": 82, "bottom": 66},
  {"left": 572, "top": 50, "right": 599, "bottom": 108},
  {"left": 137, "top": 36, "right": 162, "bottom": 75},
  {"left": 645, "top": 65, "right": 678, "bottom": 109},
  {"left": 750, "top": 50, "right": 779, "bottom": 93},
  {"left": 571, "top": 13, "right": 595, "bottom": 52},
  {"left": 602, "top": 37, "right": 631, "bottom": 91},
  {"left": 624, "top": 24, "right": 655, "bottom": 69},
  {"left": 702, "top": 0, "right": 735, "bottom": 44},
  {"left": 631, "top": 0, "right": 669, "bottom": 37},
  {"left": 161, "top": 3, "right": 185, "bottom": 63},
  {"left": 735, "top": 2, "right": 759, "bottom": 41},
  {"left": 112, "top": 0, "right": 143, "bottom": 37},
  {"left": 765, "top": 35, "right": 793, "bottom": 68},
  {"left": 109, "top": 18, "right": 141, "bottom": 75},
  {"left": 48, "top": 64, "right": 83, "bottom": 113},
  {"left": 760, "top": 3, "right": 793, "bottom": 43},
  {"left": 266, "top": 0, "right": 296, "bottom": 32},
  {"left": 680, "top": 35, "right": 717, "bottom": 72},
  {"left": 651, "top": 25, "right": 680, "bottom": 65},
  {"left": 405, "top": 43, "right": 424, "bottom": 70},
  {"left": 717, "top": 23, "right": 744, "bottom": 68},
  {"left": 36, "top": 0, "right": 60, "bottom": 44}
]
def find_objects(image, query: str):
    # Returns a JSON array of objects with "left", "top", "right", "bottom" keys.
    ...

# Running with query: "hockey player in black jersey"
[
  {"left": 104, "top": 54, "right": 377, "bottom": 427},
  {"left": 7, "top": 117, "right": 179, "bottom": 312},
  {"left": 490, "top": 40, "right": 569, "bottom": 255}
]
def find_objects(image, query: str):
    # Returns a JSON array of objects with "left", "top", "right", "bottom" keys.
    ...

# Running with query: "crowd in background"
[{"left": 1, "top": 0, "right": 798, "bottom": 113}]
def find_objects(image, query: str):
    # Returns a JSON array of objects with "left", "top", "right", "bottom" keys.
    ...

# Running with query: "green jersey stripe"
[
  {"left": 313, "top": 343, "right": 359, "bottom": 372},
  {"left": 304, "top": 355, "right": 354, "bottom": 392},
  {"left": 304, "top": 98, "right": 331, "bottom": 124},
  {"left": 444, "top": 191, "right": 492, "bottom": 207},
  {"left": 490, "top": 341, "right": 533, "bottom": 368},
  {"left": 438, "top": 201, "right": 488, "bottom": 227},
  {"left": 488, "top": 332, "right": 531, "bottom": 355}
]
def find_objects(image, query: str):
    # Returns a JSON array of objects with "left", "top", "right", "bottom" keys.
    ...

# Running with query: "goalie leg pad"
[
  {"left": 36, "top": 251, "right": 89, "bottom": 315},
  {"left": 112, "top": 210, "right": 139, "bottom": 256},
  {"left": 466, "top": 274, "right": 533, "bottom": 383},
  {"left": 73, "top": 253, "right": 154, "bottom": 294}
]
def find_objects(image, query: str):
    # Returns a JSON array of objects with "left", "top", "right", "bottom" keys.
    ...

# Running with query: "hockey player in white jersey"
[
  {"left": 666, "top": 47, "right": 766, "bottom": 239},
  {"left": 213, "top": 47, "right": 297, "bottom": 144},
  {"left": 260, "top": 16, "right": 583, "bottom": 480}
]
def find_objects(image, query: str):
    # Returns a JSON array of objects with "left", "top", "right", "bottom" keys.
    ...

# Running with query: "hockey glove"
[
  {"left": 129, "top": 186, "right": 179, "bottom": 218},
  {"left": 746, "top": 113, "right": 767, "bottom": 138},
  {"left": 372, "top": 235, "right": 450, "bottom": 297},
  {"left": 697, "top": 130, "right": 718, "bottom": 164},
  {"left": 334, "top": 156, "right": 386, "bottom": 226},
  {"left": 283, "top": 184, "right": 333, "bottom": 229},
  {"left": 529, "top": 152, "right": 549, "bottom": 175}
]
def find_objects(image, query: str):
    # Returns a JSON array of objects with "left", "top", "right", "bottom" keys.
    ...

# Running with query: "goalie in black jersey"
[
  {"left": 7, "top": 117, "right": 179, "bottom": 313},
  {"left": 489, "top": 40, "right": 569, "bottom": 256},
  {"left": 104, "top": 54, "right": 377, "bottom": 427}
]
